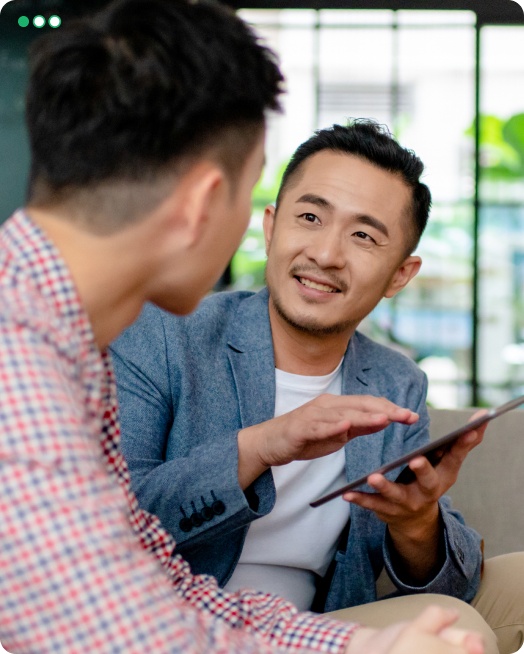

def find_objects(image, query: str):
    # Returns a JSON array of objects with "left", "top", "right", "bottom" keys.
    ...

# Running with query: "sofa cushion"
[{"left": 428, "top": 408, "right": 524, "bottom": 559}]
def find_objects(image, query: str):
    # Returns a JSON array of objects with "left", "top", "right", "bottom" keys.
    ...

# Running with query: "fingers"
[
  {"left": 342, "top": 483, "right": 409, "bottom": 519},
  {"left": 345, "top": 608, "right": 484, "bottom": 654},
  {"left": 343, "top": 466, "right": 441, "bottom": 532},
  {"left": 430, "top": 420, "right": 486, "bottom": 486},
  {"left": 452, "top": 423, "right": 486, "bottom": 457},
  {"left": 439, "top": 628, "right": 485, "bottom": 654},
  {"left": 346, "top": 461, "right": 439, "bottom": 506},
  {"left": 399, "top": 607, "right": 485, "bottom": 654},
  {"left": 245, "top": 393, "right": 420, "bottom": 471},
  {"left": 315, "top": 393, "right": 419, "bottom": 426},
  {"left": 341, "top": 394, "right": 420, "bottom": 425},
  {"left": 401, "top": 413, "right": 488, "bottom": 493},
  {"left": 449, "top": 409, "right": 489, "bottom": 458},
  {"left": 407, "top": 606, "right": 460, "bottom": 634},
  {"left": 463, "top": 633, "right": 486, "bottom": 654},
  {"left": 402, "top": 457, "right": 441, "bottom": 494}
]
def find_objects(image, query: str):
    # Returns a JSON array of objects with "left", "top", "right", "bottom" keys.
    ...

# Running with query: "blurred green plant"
[
  {"left": 231, "top": 161, "right": 287, "bottom": 288},
  {"left": 251, "top": 161, "right": 287, "bottom": 212},
  {"left": 466, "top": 112, "right": 524, "bottom": 180}
]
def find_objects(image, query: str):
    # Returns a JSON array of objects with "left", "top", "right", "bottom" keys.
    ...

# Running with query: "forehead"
[{"left": 281, "top": 151, "right": 413, "bottom": 227}]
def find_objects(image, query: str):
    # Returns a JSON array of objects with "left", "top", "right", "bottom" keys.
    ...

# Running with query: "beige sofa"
[{"left": 428, "top": 407, "right": 524, "bottom": 559}]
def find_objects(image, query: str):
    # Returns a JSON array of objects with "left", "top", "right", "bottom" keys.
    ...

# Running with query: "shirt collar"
[{"left": 2, "top": 209, "right": 97, "bottom": 355}]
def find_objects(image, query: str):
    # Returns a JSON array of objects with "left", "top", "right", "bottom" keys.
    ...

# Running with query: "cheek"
[
  {"left": 264, "top": 248, "right": 282, "bottom": 287},
  {"left": 271, "top": 231, "right": 304, "bottom": 258}
]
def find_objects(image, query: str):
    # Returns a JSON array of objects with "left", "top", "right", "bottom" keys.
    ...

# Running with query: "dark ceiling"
[{"left": 3, "top": 0, "right": 522, "bottom": 26}]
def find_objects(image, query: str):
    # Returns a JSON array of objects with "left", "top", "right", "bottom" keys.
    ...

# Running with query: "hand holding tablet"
[{"left": 311, "top": 394, "right": 524, "bottom": 508}]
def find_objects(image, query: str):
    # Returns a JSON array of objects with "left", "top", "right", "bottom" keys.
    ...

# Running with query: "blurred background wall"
[{"left": 1, "top": 0, "right": 523, "bottom": 408}]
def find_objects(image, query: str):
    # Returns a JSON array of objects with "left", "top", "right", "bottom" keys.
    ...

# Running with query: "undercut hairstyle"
[
  {"left": 26, "top": 0, "right": 284, "bottom": 232},
  {"left": 275, "top": 120, "right": 432, "bottom": 254}
]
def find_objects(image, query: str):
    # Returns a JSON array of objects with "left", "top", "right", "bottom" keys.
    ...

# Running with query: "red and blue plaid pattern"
[{"left": 0, "top": 211, "right": 357, "bottom": 654}]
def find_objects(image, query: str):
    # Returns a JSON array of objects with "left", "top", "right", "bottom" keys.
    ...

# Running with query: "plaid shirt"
[{"left": 0, "top": 211, "right": 357, "bottom": 654}]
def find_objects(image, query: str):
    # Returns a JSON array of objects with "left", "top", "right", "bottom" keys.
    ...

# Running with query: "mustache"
[{"left": 290, "top": 265, "right": 347, "bottom": 293}]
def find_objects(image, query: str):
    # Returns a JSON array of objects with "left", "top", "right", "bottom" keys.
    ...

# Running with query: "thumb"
[{"left": 407, "top": 606, "right": 460, "bottom": 635}]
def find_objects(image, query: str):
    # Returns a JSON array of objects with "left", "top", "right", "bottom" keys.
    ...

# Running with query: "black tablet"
[{"left": 310, "top": 394, "right": 524, "bottom": 508}]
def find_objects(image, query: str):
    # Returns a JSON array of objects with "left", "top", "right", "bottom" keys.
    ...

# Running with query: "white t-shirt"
[{"left": 225, "top": 360, "right": 350, "bottom": 610}]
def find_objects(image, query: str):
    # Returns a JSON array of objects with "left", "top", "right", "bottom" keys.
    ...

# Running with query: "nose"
[{"left": 304, "top": 226, "right": 346, "bottom": 269}]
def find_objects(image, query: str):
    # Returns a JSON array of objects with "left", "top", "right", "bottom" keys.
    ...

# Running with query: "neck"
[
  {"left": 28, "top": 208, "right": 151, "bottom": 350},
  {"left": 268, "top": 299, "right": 353, "bottom": 376}
]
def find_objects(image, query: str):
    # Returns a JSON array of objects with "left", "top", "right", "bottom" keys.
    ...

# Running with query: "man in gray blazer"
[{"left": 112, "top": 122, "right": 519, "bottom": 653}]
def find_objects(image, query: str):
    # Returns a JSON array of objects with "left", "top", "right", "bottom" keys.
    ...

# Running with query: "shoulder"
[
  {"left": 0, "top": 286, "right": 84, "bottom": 407},
  {"left": 183, "top": 289, "right": 257, "bottom": 327},
  {"left": 115, "top": 289, "right": 260, "bottom": 353},
  {"left": 0, "top": 284, "right": 65, "bottom": 351}
]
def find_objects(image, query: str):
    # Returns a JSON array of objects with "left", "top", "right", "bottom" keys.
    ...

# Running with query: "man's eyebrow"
[
  {"left": 297, "top": 193, "right": 390, "bottom": 238},
  {"left": 296, "top": 193, "right": 334, "bottom": 210},
  {"left": 355, "top": 214, "right": 389, "bottom": 238}
]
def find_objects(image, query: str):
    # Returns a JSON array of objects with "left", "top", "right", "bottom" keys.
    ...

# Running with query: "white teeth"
[{"left": 299, "top": 277, "right": 337, "bottom": 293}]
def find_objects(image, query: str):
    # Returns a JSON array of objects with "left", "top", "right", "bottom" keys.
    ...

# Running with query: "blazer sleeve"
[
  {"left": 383, "top": 499, "right": 483, "bottom": 602},
  {"left": 111, "top": 305, "right": 276, "bottom": 550}
]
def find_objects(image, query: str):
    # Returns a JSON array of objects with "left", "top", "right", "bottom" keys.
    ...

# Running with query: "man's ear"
[
  {"left": 384, "top": 255, "right": 422, "bottom": 298},
  {"left": 174, "top": 161, "right": 225, "bottom": 248},
  {"left": 263, "top": 204, "right": 276, "bottom": 255}
]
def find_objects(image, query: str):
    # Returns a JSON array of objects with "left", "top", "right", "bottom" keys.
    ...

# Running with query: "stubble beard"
[{"left": 268, "top": 280, "right": 355, "bottom": 337}]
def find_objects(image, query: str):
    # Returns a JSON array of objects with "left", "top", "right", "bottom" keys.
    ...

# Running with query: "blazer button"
[
  {"left": 201, "top": 505, "right": 214, "bottom": 521},
  {"left": 190, "top": 501, "right": 204, "bottom": 528},
  {"left": 212, "top": 500, "right": 225, "bottom": 515},
  {"left": 210, "top": 491, "right": 225, "bottom": 515},
  {"left": 179, "top": 517, "right": 192, "bottom": 533},
  {"left": 200, "top": 495, "right": 214, "bottom": 521},
  {"left": 191, "top": 511, "right": 204, "bottom": 528}
]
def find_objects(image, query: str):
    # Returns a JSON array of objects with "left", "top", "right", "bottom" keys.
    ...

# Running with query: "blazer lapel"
[
  {"left": 225, "top": 300, "right": 386, "bottom": 483},
  {"left": 341, "top": 333, "right": 386, "bottom": 485},
  {"left": 226, "top": 289, "right": 276, "bottom": 429}
]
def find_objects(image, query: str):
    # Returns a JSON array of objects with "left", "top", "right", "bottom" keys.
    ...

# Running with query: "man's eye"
[
  {"left": 354, "top": 231, "right": 374, "bottom": 242},
  {"left": 300, "top": 213, "right": 319, "bottom": 223}
]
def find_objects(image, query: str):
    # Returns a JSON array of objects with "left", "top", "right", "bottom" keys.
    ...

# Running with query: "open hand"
[{"left": 237, "top": 394, "right": 418, "bottom": 489}]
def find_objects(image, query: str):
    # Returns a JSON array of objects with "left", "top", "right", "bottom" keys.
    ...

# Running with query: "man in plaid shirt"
[{"left": 0, "top": 0, "right": 485, "bottom": 652}]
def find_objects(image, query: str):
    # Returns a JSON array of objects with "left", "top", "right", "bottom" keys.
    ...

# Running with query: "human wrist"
[
  {"left": 389, "top": 502, "right": 440, "bottom": 545},
  {"left": 344, "top": 626, "right": 376, "bottom": 654},
  {"left": 237, "top": 425, "right": 270, "bottom": 490},
  {"left": 387, "top": 505, "right": 445, "bottom": 585}
]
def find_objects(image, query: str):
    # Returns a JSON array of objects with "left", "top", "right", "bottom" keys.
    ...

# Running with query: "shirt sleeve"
[{"left": 0, "top": 318, "right": 358, "bottom": 654}]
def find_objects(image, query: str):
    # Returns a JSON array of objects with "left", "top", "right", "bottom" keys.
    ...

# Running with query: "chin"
[
  {"left": 279, "top": 308, "right": 348, "bottom": 336},
  {"left": 287, "top": 303, "right": 357, "bottom": 335},
  {"left": 151, "top": 293, "right": 201, "bottom": 317}
]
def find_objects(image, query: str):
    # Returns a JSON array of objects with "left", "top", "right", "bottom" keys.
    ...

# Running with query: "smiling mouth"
[{"left": 296, "top": 276, "right": 340, "bottom": 293}]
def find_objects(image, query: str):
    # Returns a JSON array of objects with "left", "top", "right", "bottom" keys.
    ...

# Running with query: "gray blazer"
[{"left": 111, "top": 288, "right": 482, "bottom": 612}]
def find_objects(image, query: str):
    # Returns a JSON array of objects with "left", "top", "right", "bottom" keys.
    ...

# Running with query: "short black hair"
[
  {"left": 276, "top": 120, "right": 431, "bottom": 253},
  {"left": 26, "top": 0, "right": 284, "bottom": 229}
]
